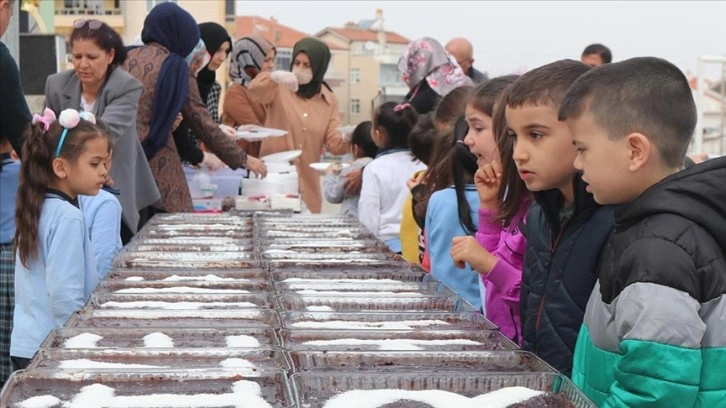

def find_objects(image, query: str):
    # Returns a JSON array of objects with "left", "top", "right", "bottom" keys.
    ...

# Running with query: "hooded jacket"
[
  {"left": 520, "top": 173, "right": 614, "bottom": 375},
  {"left": 573, "top": 157, "right": 726, "bottom": 408}
]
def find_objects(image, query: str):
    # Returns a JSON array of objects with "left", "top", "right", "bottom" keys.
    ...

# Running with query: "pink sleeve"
[{"left": 475, "top": 208, "right": 503, "bottom": 251}]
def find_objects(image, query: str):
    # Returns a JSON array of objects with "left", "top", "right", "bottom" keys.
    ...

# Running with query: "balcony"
[{"left": 54, "top": 0, "right": 124, "bottom": 32}]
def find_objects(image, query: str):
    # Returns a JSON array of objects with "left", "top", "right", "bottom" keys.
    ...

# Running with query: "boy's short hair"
[
  {"left": 582, "top": 43, "right": 612, "bottom": 64},
  {"left": 507, "top": 59, "right": 591, "bottom": 110},
  {"left": 559, "top": 56, "right": 696, "bottom": 168},
  {"left": 351, "top": 120, "right": 377, "bottom": 159}
]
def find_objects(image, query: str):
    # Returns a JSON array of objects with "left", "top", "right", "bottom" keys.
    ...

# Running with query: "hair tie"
[
  {"left": 55, "top": 109, "right": 96, "bottom": 158},
  {"left": 32, "top": 108, "right": 56, "bottom": 132},
  {"left": 393, "top": 103, "right": 411, "bottom": 113}
]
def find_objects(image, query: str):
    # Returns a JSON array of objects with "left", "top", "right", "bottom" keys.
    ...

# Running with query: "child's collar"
[{"left": 46, "top": 188, "right": 80, "bottom": 208}]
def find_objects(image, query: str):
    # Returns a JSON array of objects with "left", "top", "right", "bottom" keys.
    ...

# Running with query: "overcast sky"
[{"left": 235, "top": 0, "right": 726, "bottom": 80}]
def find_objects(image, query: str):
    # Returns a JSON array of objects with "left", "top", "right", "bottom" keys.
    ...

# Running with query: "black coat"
[{"left": 520, "top": 173, "right": 614, "bottom": 375}]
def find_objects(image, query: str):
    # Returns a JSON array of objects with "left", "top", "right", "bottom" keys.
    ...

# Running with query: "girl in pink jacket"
[{"left": 450, "top": 76, "right": 531, "bottom": 345}]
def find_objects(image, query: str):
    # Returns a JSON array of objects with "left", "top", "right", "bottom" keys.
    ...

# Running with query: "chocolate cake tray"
[
  {"left": 260, "top": 240, "right": 389, "bottom": 253},
  {"left": 90, "top": 292, "right": 275, "bottom": 310},
  {"left": 0, "top": 369, "right": 295, "bottom": 408},
  {"left": 128, "top": 237, "right": 254, "bottom": 246},
  {"left": 261, "top": 251, "right": 396, "bottom": 263},
  {"left": 123, "top": 243, "right": 255, "bottom": 252},
  {"left": 288, "top": 350, "right": 555, "bottom": 373},
  {"left": 275, "top": 294, "right": 476, "bottom": 313},
  {"left": 280, "top": 311, "right": 498, "bottom": 331},
  {"left": 268, "top": 266, "right": 428, "bottom": 282},
  {"left": 96, "top": 279, "right": 271, "bottom": 295},
  {"left": 66, "top": 309, "right": 281, "bottom": 329},
  {"left": 113, "top": 252, "right": 258, "bottom": 270},
  {"left": 255, "top": 213, "right": 354, "bottom": 222},
  {"left": 279, "top": 329, "right": 516, "bottom": 352},
  {"left": 148, "top": 223, "right": 253, "bottom": 232},
  {"left": 105, "top": 269, "right": 269, "bottom": 282},
  {"left": 257, "top": 227, "right": 375, "bottom": 240},
  {"left": 135, "top": 229, "right": 254, "bottom": 239},
  {"left": 273, "top": 280, "right": 453, "bottom": 296},
  {"left": 265, "top": 258, "right": 406, "bottom": 269},
  {"left": 146, "top": 213, "right": 252, "bottom": 225},
  {"left": 28, "top": 348, "right": 290, "bottom": 372},
  {"left": 290, "top": 371, "right": 595, "bottom": 408},
  {"left": 41, "top": 327, "right": 281, "bottom": 350}
]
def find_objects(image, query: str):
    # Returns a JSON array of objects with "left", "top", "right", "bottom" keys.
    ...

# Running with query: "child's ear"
[
  {"left": 625, "top": 132, "right": 651, "bottom": 172},
  {"left": 52, "top": 158, "right": 68, "bottom": 179}
]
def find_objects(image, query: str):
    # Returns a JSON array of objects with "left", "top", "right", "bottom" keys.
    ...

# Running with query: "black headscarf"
[
  {"left": 291, "top": 38, "right": 331, "bottom": 99},
  {"left": 140, "top": 2, "right": 199, "bottom": 160},
  {"left": 197, "top": 22, "right": 231, "bottom": 102}
]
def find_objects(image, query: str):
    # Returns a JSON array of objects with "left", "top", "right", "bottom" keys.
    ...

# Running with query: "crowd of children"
[{"left": 320, "top": 51, "right": 725, "bottom": 406}]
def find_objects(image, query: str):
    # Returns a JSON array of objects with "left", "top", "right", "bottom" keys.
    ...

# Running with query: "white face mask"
[{"left": 292, "top": 67, "right": 313, "bottom": 85}]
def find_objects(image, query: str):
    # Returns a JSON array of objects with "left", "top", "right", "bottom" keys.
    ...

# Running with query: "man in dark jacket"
[
  {"left": 562, "top": 56, "right": 726, "bottom": 407},
  {"left": 446, "top": 37, "right": 488, "bottom": 84},
  {"left": 0, "top": 0, "right": 31, "bottom": 156}
]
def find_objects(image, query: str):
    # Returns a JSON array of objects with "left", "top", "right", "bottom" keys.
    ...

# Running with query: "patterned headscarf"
[
  {"left": 398, "top": 37, "right": 473, "bottom": 97},
  {"left": 230, "top": 35, "right": 276, "bottom": 86}
]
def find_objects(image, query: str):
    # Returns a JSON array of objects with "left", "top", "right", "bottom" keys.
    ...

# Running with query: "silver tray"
[
  {"left": 269, "top": 267, "right": 427, "bottom": 282},
  {"left": 290, "top": 371, "right": 595, "bottom": 408},
  {"left": 135, "top": 229, "right": 253, "bottom": 239},
  {"left": 128, "top": 237, "right": 253, "bottom": 246},
  {"left": 97, "top": 279, "right": 271, "bottom": 295},
  {"left": 29, "top": 348, "right": 290, "bottom": 372},
  {"left": 280, "top": 329, "right": 516, "bottom": 352},
  {"left": 124, "top": 243, "right": 255, "bottom": 252},
  {"left": 113, "top": 252, "right": 258, "bottom": 269},
  {"left": 1, "top": 369, "right": 294, "bottom": 408},
  {"left": 90, "top": 293, "right": 275, "bottom": 310},
  {"left": 261, "top": 251, "right": 396, "bottom": 262},
  {"left": 41, "top": 327, "right": 280, "bottom": 349},
  {"left": 261, "top": 240, "right": 389, "bottom": 253},
  {"left": 105, "top": 268, "right": 268, "bottom": 281},
  {"left": 281, "top": 311, "right": 498, "bottom": 331},
  {"left": 147, "top": 213, "right": 252, "bottom": 225},
  {"left": 67, "top": 309, "right": 280, "bottom": 329},
  {"left": 274, "top": 280, "right": 451, "bottom": 295},
  {"left": 275, "top": 294, "right": 476, "bottom": 313},
  {"left": 288, "top": 350, "right": 554, "bottom": 373},
  {"left": 258, "top": 227, "right": 374, "bottom": 240}
]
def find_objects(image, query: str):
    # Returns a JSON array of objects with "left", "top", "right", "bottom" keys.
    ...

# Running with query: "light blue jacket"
[
  {"left": 425, "top": 185, "right": 482, "bottom": 309},
  {"left": 0, "top": 157, "right": 19, "bottom": 243},
  {"left": 79, "top": 188, "right": 122, "bottom": 279},
  {"left": 11, "top": 194, "right": 99, "bottom": 359}
]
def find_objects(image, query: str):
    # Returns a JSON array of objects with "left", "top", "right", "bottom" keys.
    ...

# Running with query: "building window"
[
  {"left": 351, "top": 99, "right": 361, "bottom": 114},
  {"left": 350, "top": 68, "right": 361, "bottom": 84},
  {"left": 147, "top": 0, "right": 177, "bottom": 11},
  {"left": 276, "top": 50, "right": 292, "bottom": 71}
]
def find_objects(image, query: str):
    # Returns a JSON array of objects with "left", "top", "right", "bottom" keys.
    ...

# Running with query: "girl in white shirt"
[{"left": 358, "top": 102, "right": 426, "bottom": 252}]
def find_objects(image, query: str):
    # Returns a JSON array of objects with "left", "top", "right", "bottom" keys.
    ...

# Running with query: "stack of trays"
[{"left": 0, "top": 212, "right": 595, "bottom": 407}]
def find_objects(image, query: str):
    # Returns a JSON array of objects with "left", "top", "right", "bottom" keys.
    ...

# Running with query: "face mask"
[{"left": 292, "top": 67, "right": 313, "bottom": 85}]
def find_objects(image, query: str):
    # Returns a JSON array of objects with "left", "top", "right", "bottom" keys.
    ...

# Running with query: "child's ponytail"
[{"left": 15, "top": 118, "right": 56, "bottom": 267}]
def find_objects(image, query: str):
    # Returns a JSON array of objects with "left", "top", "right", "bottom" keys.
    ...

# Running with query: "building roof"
[
  {"left": 318, "top": 27, "right": 410, "bottom": 45},
  {"left": 234, "top": 16, "right": 342, "bottom": 50}
]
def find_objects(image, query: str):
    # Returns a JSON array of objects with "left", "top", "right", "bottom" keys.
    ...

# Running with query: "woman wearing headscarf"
[
  {"left": 399, "top": 37, "right": 473, "bottom": 114},
  {"left": 123, "top": 2, "right": 266, "bottom": 214},
  {"left": 221, "top": 35, "right": 276, "bottom": 157},
  {"left": 247, "top": 37, "right": 349, "bottom": 213}
]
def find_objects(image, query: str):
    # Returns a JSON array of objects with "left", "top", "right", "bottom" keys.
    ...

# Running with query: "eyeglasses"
[{"left": 73, "top": 19, "right": 103, "bottom": 30}]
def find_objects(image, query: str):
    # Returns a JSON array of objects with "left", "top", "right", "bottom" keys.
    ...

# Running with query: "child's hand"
[
  {"left": 475, "top": 160, "right": 502, "bottom": 209},
  {"left": 450, "top": 236, "right": 497, "bottom": 274},
  {"left": 407, "top": 172, "right": 425, "bottom": 190},
  {"left": 324, "top": 163, "right": 342, "bottom": 175}
]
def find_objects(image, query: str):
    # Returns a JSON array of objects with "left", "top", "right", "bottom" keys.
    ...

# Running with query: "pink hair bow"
[
  {"left": 32, "top": 108, "right": 56, "bottom": 132},
  {"left": 393, "top": 103, "right": 411, "bottom": 113}
]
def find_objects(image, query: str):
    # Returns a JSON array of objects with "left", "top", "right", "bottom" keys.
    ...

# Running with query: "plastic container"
[
  {"left": 275, "top": 294, "right": 475, "bottom": 313},
  {"left": 124, "top": 243, "right": 255, "bottom": 252},
  {"left": 146, "top": 213, "right": 252, "bottom": 225},
  {"left": 288, "top": 350, "right": 554, "bottom": 373},
  {"left": 128, "top": 237, "right": 253, "bottom": 246},
  {"left": 0, "top": 369, "right": 295, "bottom": 408},
  {"left": 96, "top": 279, "right": 271, "bottom": 294},
  {"left": 90, "top": 292, "right": 275, "bottom": 310},
  {"left": 135, "top": 228, "right": 253, "bottom": 239},
  {"left": 41, "top": 327, "right": 281, "bottom": 350},
  {"left": 260, "top": 240, "right": 389, "bottom": 253},
  {"left": 257, "top": 226, "right": 374, "bottom": 240},
  {"left": 29, "top": 348, "right": 291, "bottom": 372},
  {"left": 105, "top": 269, "right": 268, "bottom": 282},
  {"left": 66, "top": 308, "right": 280, "bottom": 329},
  {"left": 280, "top": 329, "right": 516, "bottom": 352},
  {"left": 261, "top": 251, "right": 398, "bottom": 263},
  {"left": 113, "top": 252, "right": 258, "bottom": 269},
  {"left": 290, "top": 371, "right": 595, "bottom": 408},
  {"left": 280, "top": 311, "right": 498, "bottom": 331}
]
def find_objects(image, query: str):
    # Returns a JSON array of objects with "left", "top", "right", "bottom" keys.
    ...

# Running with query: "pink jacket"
[{"left": 476, "top": 203, "right": 529, "bottom": 345}]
